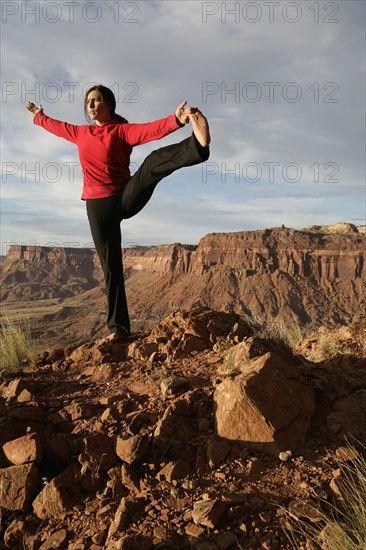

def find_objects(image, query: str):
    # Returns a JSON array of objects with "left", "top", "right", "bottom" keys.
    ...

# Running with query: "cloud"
[{"left": 1, "top": 0, "right": 365, "bottom": 248}]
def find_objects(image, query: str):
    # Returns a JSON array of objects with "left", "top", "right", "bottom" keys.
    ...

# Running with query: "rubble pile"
[{"left": 1, "top": 308, "right": 365, "bottom": 549}]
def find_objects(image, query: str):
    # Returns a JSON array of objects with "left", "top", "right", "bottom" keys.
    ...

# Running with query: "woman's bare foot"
[{"left": 189, "top": 110, "right": 211, "bottom": 147}]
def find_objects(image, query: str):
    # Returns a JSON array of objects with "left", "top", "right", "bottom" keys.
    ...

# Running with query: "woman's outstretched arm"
[
  {"left": 120, "top": 101, "right": 206, "bottom": 147},
  {"left": 25, "top": 101, "right": 79, "bottom": 143}
]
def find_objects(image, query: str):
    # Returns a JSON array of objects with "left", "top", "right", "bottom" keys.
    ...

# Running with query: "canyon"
[{"left": 1, "top": 223, "right": 365, "bottom": 348}]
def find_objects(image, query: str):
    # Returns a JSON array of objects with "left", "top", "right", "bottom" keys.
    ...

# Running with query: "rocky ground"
[{"left": 0, "top": 308, "right": 365, "bottom": 550}]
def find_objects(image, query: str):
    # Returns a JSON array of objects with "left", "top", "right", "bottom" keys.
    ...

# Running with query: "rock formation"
[
  {"left": 0, "top": 307, "right": 365, "bottom": 549},
  {"left": 0, "top": 225, "right": 365, "bottom": 348}
]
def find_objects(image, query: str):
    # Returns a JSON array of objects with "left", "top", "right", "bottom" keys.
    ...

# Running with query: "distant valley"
[{"left": 1, "top": 223, "right": 365, "bottom": 349}]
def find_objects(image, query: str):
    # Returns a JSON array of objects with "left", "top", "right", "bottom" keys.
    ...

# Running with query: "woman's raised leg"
[{"left": 120, "top": 113, "right": 210, "bottom": 219}]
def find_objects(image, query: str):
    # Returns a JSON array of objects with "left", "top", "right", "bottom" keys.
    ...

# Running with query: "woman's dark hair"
[{"left": 84, "top": 84, "right": 128, "bottom": 124}]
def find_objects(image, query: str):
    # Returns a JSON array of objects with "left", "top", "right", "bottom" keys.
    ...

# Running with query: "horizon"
[{"left": 2, "top": 220, "right": 365, "bottom": 259}]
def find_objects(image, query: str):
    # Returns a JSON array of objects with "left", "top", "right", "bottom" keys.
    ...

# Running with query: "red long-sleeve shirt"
[{"left": 33, "top": 112, "right": 181, "bottom": 199}]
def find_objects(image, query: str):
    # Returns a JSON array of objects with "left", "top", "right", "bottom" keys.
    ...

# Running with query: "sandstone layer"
[{"left": 1, "top": 225, "right": 365, "bottom": 347}]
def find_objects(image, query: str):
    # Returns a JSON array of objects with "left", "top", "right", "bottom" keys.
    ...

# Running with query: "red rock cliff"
[{"left": 1, "top": 226, "right": 365, "bottom": 330}]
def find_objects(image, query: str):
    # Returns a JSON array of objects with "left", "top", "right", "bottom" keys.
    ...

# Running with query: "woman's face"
[{"left": 86, "top": 90, "right": 112, "bottom": 125}]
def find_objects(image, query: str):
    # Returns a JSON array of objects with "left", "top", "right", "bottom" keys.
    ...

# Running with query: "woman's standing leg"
[{"left": 86, "top": 197, "right": 130, "bottom": 335}]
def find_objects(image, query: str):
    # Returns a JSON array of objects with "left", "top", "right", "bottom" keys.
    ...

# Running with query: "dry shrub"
[
  {"left": 242, "top": 312, "right": 304, "bottom": 351},
  {"left": 281, "top": 443, "right": 366, "bottom": 549},
  {"left": 0, "top": 316, "right": 39, "bottom": 373},
  {"left": 298, "top": 324, "right": 366, "bottom": 362}
]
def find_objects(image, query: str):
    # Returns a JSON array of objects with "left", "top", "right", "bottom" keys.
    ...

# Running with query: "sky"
[{"left": 1, "top": 0, "right": 365, "bottom": 255}]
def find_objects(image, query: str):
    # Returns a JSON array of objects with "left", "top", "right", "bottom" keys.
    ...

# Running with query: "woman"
[{"left": 26, "top": 85, "right": 210, "bottom": 340}]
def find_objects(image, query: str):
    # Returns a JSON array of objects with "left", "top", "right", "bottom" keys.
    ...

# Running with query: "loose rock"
[{"left": 192, "top": 498, "right": 227, "bottom": 529}]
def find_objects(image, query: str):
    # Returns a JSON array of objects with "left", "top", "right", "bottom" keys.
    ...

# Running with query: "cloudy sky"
[{"left": 1, "top": 0, "right": 365, "bottom": 254}]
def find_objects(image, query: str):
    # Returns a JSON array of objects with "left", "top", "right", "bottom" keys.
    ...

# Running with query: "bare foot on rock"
[{"left": 189, "top": 110, "right": 211, "bottom": 147}]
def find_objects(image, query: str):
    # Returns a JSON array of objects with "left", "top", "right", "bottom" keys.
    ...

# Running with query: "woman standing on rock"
[{"left": 26, "top": 85, "right": 210, "bottom": 340}]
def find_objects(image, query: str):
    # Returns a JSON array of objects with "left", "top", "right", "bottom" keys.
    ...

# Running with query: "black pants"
[{"left": 86, "top": 133, "right": 210, "bottom": 335}]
